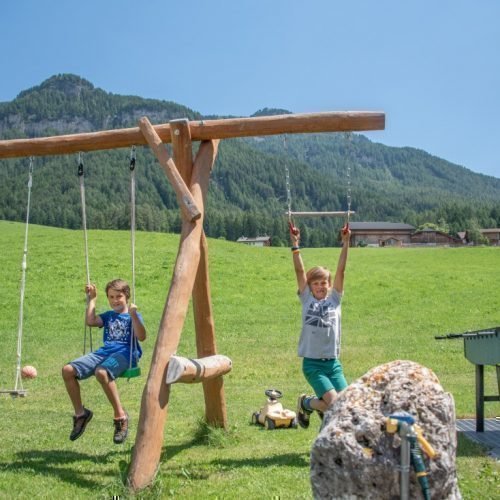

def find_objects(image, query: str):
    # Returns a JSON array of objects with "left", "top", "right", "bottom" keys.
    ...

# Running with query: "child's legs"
[
  {"left": 62, "top": 352, "right": 106, "bottom": 415},
  {"left": 62, "top": 364, "right": 83, "bottom": 415},
  {"left": 302, "top": 358, "right": 348, "bottom": 412},
  {"left": 95, "top": 354, "right": 129, "bottom": 419}
]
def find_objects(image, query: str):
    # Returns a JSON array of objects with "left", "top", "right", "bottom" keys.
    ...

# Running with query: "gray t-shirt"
[{"left": 297, "top": 286, "right": 342, "bottom": 359}]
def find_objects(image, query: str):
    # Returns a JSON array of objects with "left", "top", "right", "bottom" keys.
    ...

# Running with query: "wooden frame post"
[
  {"left": 127, "top": 134, "right": 219, "bottom": 491},
  {"left": 170, "top": 119, "right": 227, "bottom": 428}
]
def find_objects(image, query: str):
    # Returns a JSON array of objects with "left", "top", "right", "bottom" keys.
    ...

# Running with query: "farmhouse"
[
  {"left": 349, "top": 222, "right": 415, "bottom": 247},
  {"left": 236, "top": 236, "right": 272, "bottom": 247},
  {"left": 411, "top": 228, "right": 462, "bottom": 246},
  {"left": 480, "top": 228, "right": 500, "bottom": 246}
]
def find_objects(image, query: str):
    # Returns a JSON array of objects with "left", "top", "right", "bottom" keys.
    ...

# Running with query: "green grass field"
[{"left": 0, "top": 220, "right": 498, "bottom": 499}]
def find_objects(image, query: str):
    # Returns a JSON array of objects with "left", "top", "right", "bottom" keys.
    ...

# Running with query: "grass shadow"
[
  {"left": 0, "top": 449, "right": 122, "bottom": 489},
  {"left": 210, "top": 452, "right": 309, "bottom": 469}
]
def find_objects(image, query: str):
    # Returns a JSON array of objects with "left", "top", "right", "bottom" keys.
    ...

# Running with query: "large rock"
[{"left": 310, "top": 360, "right": 461, "bottom": 499}]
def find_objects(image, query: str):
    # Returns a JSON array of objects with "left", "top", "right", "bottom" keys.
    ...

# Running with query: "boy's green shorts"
[{"left": 302, "top": 357, "right": 348, "bottom": 399}]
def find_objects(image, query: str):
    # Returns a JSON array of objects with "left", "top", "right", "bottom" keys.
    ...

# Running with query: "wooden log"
[
  {"left": 165, "top": 355, "right": 232, "bottom": 384},
  {"left": 0, "top": 111, "right": 385, "bottom": 158},
  {"left": 170, "top": 120, "right": 227, "bottom": 427},
  {"left": 138, "top": 117, "right": 201, "bottom": 222},
  {"left": 289, "top": 210, "right": 356, "bottom": 217},
  {"left": 127, "top": 139, "right": 219, "bottom": 492}
]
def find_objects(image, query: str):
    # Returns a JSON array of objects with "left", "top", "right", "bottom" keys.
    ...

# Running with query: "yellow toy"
[{"left": 251, "top": 389, "right": 298, "bottom": 430}]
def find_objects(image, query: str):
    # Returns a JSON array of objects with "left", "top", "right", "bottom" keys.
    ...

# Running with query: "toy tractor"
[{"left": 251, "top": 389, "right": 298, "bottom": 430}]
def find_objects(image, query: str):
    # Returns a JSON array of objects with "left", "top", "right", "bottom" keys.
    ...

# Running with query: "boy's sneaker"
[
  {"left": 113, "top": 413, "right": 129, "bottom": 444},
  {"left": 297, "top": 394, "right": 313, "bottom": 429},
  {"left": 70, "top": 407, "right": 93, "bottom": 441}
]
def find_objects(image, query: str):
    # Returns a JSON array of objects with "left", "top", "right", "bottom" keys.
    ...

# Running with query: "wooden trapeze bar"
[
  {"left": 288, "top": 210, "right": 355, "bottom": 218},
  {"left": 0, "top": 111, "right": 385, "bottom": 159}
]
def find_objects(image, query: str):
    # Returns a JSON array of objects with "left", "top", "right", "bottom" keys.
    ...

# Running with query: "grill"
[{"left": 436, "top": 327, "right": 500, "bottom": 432}]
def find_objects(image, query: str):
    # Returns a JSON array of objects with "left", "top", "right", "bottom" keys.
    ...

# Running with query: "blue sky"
[{"left": 1, "top": 1, "right": 499, "bottom": 179}]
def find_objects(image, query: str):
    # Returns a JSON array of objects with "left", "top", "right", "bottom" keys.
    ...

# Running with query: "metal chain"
[
  {"left": 345, "top": 133, "right": 353, "bottom": 225},
  {"left": 283, "top": 135, "right": 293, "bottom": 222}
]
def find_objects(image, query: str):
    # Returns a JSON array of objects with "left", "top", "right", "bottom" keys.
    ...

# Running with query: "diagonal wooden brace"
[
  {"left": 127, "top": 139, "right": 219, "bottom": 492},
  {"left": 138, "top": 116, "right": 201, "bottom": 222}
]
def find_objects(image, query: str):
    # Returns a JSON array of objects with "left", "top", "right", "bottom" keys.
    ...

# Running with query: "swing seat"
[{"left": 120, "top": 366, "right": 141, "bottom": 379}]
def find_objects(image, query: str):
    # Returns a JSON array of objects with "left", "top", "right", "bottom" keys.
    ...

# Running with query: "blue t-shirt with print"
[{"left": 93, "top": 310, "right": 143, "bottom": 365}]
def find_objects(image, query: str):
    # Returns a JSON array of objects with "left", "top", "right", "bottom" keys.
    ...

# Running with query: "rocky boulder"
[{"left": 310, "top": 360, "right": 461, "bottom": 499}]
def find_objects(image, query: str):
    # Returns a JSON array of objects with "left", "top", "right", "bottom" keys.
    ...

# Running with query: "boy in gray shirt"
[{"left": 290, "top": 224, "right": 351, "bottom": 428}]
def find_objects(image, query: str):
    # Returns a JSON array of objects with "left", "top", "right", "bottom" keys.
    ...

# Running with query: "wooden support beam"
[
  {"left": 138, "top": 117, "right": 201, "bottom": 222},
  {"left": 127, "top": 139, "right": 219, "bottom": 492},
  {"left": 165, "top": 355, "right": 232, "bottom": 384},
  {"left": 194, "top": 232, "right": 227, "bottom": 427},
  {"left": 0, "top": 111, "right": 385, "bottom": 158},
  {"left": 170, "top": 118, "right": 228, "bottom": 428},
  {"left": 289, "top": 210, "right": 356, "bottom": 218}
]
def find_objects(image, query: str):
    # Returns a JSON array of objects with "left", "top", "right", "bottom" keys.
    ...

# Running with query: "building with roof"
[
  {"left": 349, "top": 222, "right": 415, "bottom": 247},
  {"left": 480, "top": 229, "right": 500, "bottom": 246},
  {"left": 236, "top": 236, "right": 272, "bottom": 247},
  {"left": 411, "top": 228, "right": 462, "bottom": 246}
]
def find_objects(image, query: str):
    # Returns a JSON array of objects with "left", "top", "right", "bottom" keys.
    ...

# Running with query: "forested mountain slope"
[{"left": 1, "top": 74, "right": 499, "bottom": 247}]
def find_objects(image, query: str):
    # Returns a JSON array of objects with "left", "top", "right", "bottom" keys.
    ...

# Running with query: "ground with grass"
[{"left": 0, "top": 221, "right": 498, "bottom": 498}]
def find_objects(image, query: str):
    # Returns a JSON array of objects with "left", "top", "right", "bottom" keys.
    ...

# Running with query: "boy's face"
[
  {"left": 310, "top": 278, "right": 330, "bottom": 300},
  {"left": 107, "top": 288, "right": 128, "bottom": 313}
]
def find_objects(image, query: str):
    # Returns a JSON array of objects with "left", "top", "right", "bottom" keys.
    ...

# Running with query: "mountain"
[{"left": 0, "top": 74, "right": 499, "bottom": 247}]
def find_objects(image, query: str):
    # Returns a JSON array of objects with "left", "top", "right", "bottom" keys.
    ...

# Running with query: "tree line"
[{"left": 1, "top": 74, "right": 499, "bottom": 247}]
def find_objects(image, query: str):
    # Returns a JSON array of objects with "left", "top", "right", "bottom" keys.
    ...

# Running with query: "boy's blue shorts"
[
  {"left": 302, "top": 357, "right": 348, "bottom": 399},
  {"left": 69, "top": 351, "right": 129, "bottom": 381}
]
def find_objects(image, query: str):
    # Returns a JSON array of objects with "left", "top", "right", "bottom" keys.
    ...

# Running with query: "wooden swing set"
[{"left": 0, "top": 110, "right": 385, "bottom": 491}]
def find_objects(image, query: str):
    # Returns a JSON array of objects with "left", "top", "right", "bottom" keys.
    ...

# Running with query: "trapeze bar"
[
  {"left": 288, "top": 210, "right": 355, "bottom": 218},
  {"left": 0, "top": 111, "right": 385, "bottom": 159}
]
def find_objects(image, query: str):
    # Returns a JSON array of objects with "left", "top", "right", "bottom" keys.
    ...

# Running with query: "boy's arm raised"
[
  {"left": 290, "top": 225, "right": 307, "bottom": 294},
  {"left": 333, "top": 228, "right": 351, "bottom": 294}
]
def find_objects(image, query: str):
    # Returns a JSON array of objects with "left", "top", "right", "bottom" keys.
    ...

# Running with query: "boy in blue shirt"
[
  {"left": 290, "top": 225, "right": 350, "bottom": 428},
  {"left": 62, "top": 279, "right": 146, "bottom": 443}
]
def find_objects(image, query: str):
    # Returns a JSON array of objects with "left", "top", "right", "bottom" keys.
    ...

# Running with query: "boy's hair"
[
  {"left": 306, "top": 266, "right": 332, "bottom": 285},
  {"left": 105, "top": 279, "right": 130, "bottom": 300}
]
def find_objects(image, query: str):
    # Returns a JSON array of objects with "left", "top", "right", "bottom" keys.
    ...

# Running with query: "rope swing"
[
  {"left": 122, "top": 146, "right": 141, "bottom": 380},
  {"left": 78, "top": 149, "right": 141, "bottom": 379},
  {"left": 78, "top": 153, "right": 93, "bottom": 354},
  {"left": 0, "top": 157, "right": 34, "bottom": 397}
]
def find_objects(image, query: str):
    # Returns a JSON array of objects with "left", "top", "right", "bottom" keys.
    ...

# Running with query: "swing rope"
[
  {"left": 13, "top": 157, "right": 34, "bottom": 395},
  {"left": 124, "top": 146, "right": 140, "bottom": 379},
  {"left": 78, "top": 153, "right": 93, "bottom": 354}
]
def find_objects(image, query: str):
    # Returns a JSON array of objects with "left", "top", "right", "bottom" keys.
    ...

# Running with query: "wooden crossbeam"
[{"left": 0, "top": 111, "right": 385, "bottom": 159}]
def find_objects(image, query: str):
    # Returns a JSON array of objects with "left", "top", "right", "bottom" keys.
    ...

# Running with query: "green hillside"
[
  {"left": 0, "top": 221, "right": 498, "bottom": 498},
  {"left": 1, "top": 74, "right": 499, "bottom": 247}
]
